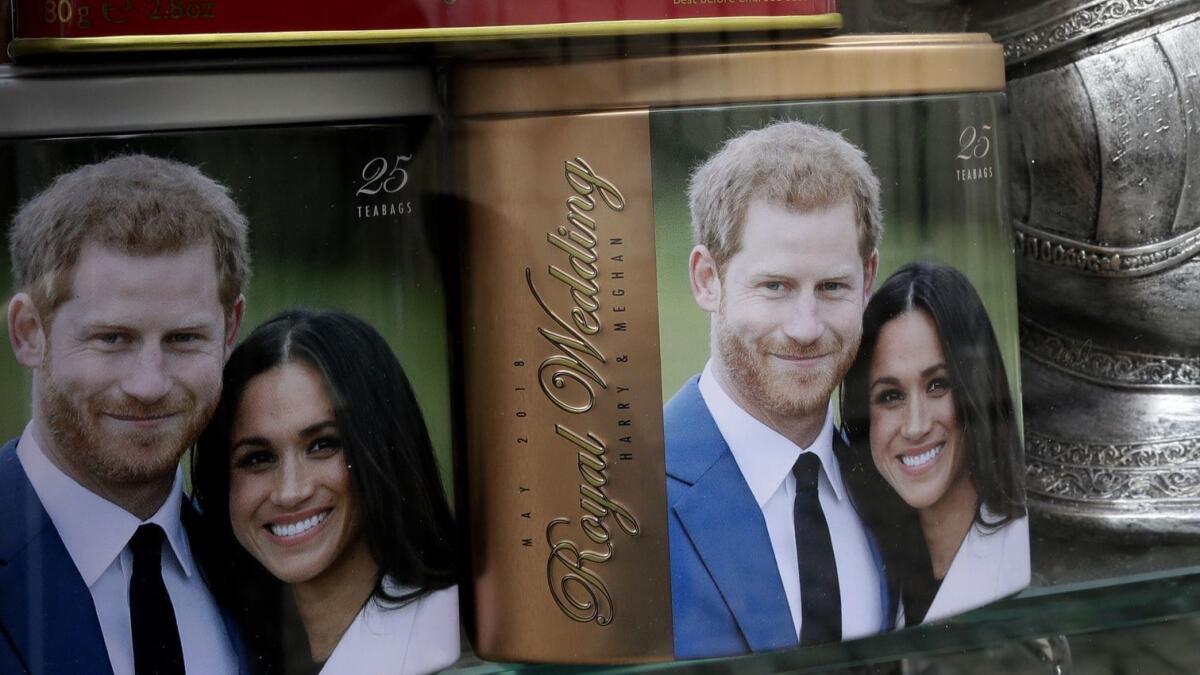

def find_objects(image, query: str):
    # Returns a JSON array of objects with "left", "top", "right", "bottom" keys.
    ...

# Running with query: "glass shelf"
[{"left": 448, "top": 530, "right": 1200, "bottom": 673}]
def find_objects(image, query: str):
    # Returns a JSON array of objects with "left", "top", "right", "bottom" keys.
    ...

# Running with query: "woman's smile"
[
  {"left": 228, "top": 362, "right": 369, "bottom": 586},
  {"left": 868, "top": 310, "right": 970, "bottom": 512},
  {"left": 896, "top": 442, "right": 945, "bottom": 472},
  {"left": 265, "top": 507, "right": 333, "bottom": 541}
]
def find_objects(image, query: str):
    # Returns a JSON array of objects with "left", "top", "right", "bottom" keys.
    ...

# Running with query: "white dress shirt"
[
  {"left": 16, "top": 424, "right": 239, "bottom": 675},
  {"left": 698, "top": 363, "right": 883, "bottom": 640},
  {"left": 322, "top": 583, "right": 461, "bottom": 675}
]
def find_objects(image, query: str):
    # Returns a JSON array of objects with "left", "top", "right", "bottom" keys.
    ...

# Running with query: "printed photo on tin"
[
  {"left": 650, "top": 96, "right": 1029, "bottom": 659},
  {"left": 0, "top": 124, "right": 460, "bottom": 674}
]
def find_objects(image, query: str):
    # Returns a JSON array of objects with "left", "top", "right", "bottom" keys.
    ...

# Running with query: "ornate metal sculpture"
[{"left": 977, "top": 0, "right": 1200, "bottom": 536}]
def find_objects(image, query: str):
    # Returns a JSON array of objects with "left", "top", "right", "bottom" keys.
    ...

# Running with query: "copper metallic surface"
[
  {"left": 461, "top": 110, "right": 672, "bottom": 663},
  {"left": 454, "top": 33, "right": 1004, "bottom": 117},
  {"left": 457, "top": 34, "right": 1011, "bottom": 662}
]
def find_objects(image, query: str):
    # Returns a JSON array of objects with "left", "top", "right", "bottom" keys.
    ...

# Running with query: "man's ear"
[
  {"left": 8, "top": 293, "right": 46, "bottom": 369},
  {"left": 862, "top": 249, "right": 879, "bottom": 300},
  {"left": 223, "top": 294, "right": 245, "bottom": 360},
  {"left": 689, "top": 245, "right": 722, "bottom": 313}
]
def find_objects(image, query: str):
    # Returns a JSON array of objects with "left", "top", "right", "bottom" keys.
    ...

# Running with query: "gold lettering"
[
  {"left": 546, "top": 518, "right": 615, "bottom": 625},
  {"left": 537, "top": 158, "right": 639, "bottom": 627},
  {"left": 581, "top": 515, "right": 611, "bottom": 544},
  {"left": 548, "top": 230, "right": 598, "bottom": 264},
  {"left": 579, "top": 483, "right": 640, "bottom": 537},
  {"left": 548, "top": 264, "right": 600, "bottom": 307},
  {"left": 565, "top": 157, "right": 626, "bottom": 212},
  {"left": 526, "top": 269, "right": 607, "bottom": 414}
]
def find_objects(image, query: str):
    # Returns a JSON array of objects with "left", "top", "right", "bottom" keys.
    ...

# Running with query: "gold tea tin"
[{"left": 456, "top": 34, "right": 1017, "bottom": 664}]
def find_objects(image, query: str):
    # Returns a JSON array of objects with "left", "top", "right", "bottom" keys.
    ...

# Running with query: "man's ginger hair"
[
  {"left": 9, "top": 154, "right": 250, "bottom": 313},
  {"left": 688, "top": 120, "right": 883, "bottom": 270}
]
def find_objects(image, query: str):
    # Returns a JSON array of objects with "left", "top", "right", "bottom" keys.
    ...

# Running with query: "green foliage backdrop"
[{"left": 0, "top": 122, "right": 455, "bottom": 495}]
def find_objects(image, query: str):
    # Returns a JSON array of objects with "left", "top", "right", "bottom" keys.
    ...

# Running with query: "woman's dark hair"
[
  {"left": 838, "top": 263, "right": 1025, "bottom": 597},
  {"left": 191, "top": 309, "right": 456, "bottom": 670}
]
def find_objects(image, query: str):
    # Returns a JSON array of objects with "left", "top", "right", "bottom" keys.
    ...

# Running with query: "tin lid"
[
  {"left": 0, "top": 61, "right": 435, "bottom": 138},
  {"left": 8, "top": 1, "right": 841, "bottom": 57},
  {"left": 455, "top": 33, "right": 1005, "bottom": 116}
]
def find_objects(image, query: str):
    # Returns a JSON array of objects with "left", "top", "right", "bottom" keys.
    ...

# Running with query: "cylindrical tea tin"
[
  {"left": 7, "top": 1, "right": 841, "bottom": 58},
  {"left": 456, "top": 34, "right": 1027, "bottom": 664},
  {"left": 976, "top": 0, "right": 1200, "bottom": 537},
  {"left": 0, "top": 61, "right": 463, "bottom": 673}
]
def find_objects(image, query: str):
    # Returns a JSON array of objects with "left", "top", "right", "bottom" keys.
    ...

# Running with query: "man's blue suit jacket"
[
  {"left": 665, "top": 376, "right": 896, "bottom": 659},
  {"left": 0, "top": 438, "right": 247, "bottom": 675}
]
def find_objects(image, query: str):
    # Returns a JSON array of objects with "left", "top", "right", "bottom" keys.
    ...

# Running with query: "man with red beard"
[
  {"left": 0, "top": 155, "right": 248, "bottom": 675},
  {"left": 665, "top": 121, "right": 895, "bottom": 659}
]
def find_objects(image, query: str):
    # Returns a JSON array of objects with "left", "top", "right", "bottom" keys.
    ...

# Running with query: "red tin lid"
[{"left": 10, "top": 0, "right": 840, "bottom": 57}]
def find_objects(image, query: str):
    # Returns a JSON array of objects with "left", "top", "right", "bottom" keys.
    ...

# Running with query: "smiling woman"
[
  {"left": 867, "top": 310, "right": 972, "bottom": 517},
  {"left": 190, "top": 309, "right": 459, "bottom": 674},
  {"left": 227, "top": 361, "right": 370, "bottom": 591},
  {"left": 838, "top": 262, "right": 1028, "bottom": 627}
]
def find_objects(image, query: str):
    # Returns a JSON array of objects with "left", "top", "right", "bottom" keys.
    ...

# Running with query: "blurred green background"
[
  {"left": 0, "top": 121, "right": 456, "bottom": 496},
  {"left": 650, "top": 93, "right": 1023, "bottom": 428}
]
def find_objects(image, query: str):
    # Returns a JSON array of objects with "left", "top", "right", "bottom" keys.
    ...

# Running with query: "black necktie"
[
  {"left": 128, "top": 524, "right": 185, "bottom": 675},
  {"left": 793, "top": 453, "right": 842, "bottom": 645}
]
